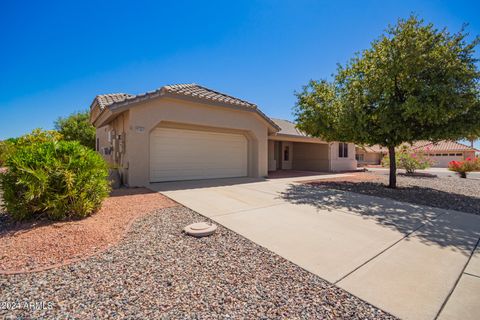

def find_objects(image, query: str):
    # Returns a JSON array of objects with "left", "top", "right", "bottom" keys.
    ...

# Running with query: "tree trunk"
[{"left": 388, "top": 146, "right": 397, "bottom": 188}]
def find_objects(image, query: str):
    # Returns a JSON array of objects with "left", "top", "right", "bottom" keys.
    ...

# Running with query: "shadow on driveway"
[{"left": 280, "top": 183, "right": 480, "bottom": 255}]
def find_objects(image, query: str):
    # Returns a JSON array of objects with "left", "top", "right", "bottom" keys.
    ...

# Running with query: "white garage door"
[
  {"left": 430, "top": 154, "right": 464, "bottom": 167},
  {"left": 150, "top": 127, "right": 248, "bottom": 182}
]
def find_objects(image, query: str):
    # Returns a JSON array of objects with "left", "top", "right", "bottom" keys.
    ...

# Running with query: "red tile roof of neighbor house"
[
  {"left": 411, "top": 140, "right": 478, "bottom": 152},
  {"left": 358, "top": 140, "right": 478, "bottom": 153}
]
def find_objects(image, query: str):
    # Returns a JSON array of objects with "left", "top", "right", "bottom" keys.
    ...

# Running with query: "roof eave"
[{"left": 92, "top": 89, "right": 280, "bottom": 132}]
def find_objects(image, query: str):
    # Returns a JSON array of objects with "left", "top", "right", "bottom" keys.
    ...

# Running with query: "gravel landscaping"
[
  {"left": 0, "top": 188, "right": 177, "bottom": 273},
  {"left": 0, "top": 206, "right": 396, "bottom": 319},
  {"left": 309, "top": 172, "right": 480, "bottom": 215}
]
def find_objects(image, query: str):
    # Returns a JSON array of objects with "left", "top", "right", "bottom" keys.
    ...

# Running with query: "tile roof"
[
  {"left": 271, "top": 118, "right": 308, "bottom": 137},
  {"left": 90, "top": 84, "right": 280, "bottom": 131},
  {"left": 93, "top": 84, "right": 258, "bottom": 110},
  {"left": 95, "top": 93, "right": 134, "bottom": 109},
  {"left": 358, "top": 140, "right": 478, "bottom": 153},
  {"left": 163, "top": 84, "right": 257, "bottom": 109},
  {"left": 411, "top": 140, "right": 478, "bottom": 152}
]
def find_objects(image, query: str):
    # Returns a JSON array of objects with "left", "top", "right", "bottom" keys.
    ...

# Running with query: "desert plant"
[
  {"left": 448, "top": 157, "right": 480, "bottom": 178},
  {"left": 0, "top": 129, "right": 63, "bottom": 166},
  {"left": 382, "top": 146, "right": 433, "bottom": 174},
  {"left": 13, "top": 128, "right": 63, "bottom": 147},
  {"left": 0, "top": 140, "right": 15, "bottom": 166},
  {"left": 0, "top": 141, "right": 110, "bottom": 221}
]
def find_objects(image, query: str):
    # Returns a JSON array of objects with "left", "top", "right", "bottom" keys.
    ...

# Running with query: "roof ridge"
[{"left": 193, "top": 84, "right": 257, "bottom": 107}]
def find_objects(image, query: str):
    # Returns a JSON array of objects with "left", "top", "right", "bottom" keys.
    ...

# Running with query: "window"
[
  {"left": 338, "top": 143, "right": 349, "bottom": 158},
  {"left": 284, "top": 146, "right": 290, "bottom": 161},
  {"left": 456, "top": 153, "right": 463, "bottom": 156},
  {"left": 356, "top": 154, "right": 364, "bottom": 161}
]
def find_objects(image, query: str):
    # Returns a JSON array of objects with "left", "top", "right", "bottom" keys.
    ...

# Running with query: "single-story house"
[
  {"left": 355, "top": 145, "right": 388, "bottom": 165},
  {"left": 90, "top": 84, "right": 356, "bottom": 186},
  {"left": 356, "top": 141, "right": 478, "bottom": 167}
]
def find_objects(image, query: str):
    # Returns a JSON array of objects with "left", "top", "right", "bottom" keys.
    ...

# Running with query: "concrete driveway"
[{"left": 150, "top": 173, "right": 480, "bottom": 320}]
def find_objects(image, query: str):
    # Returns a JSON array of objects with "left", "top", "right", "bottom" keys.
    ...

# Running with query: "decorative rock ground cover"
[
  {"left": 309, "top": 172, "right": 480, "bottom": 215},
  {"left": 0, "top": 188, "right": 177, "bottom": 273},
  {"left": 0, "top": 206, "right": 396, "bottom": 319}
]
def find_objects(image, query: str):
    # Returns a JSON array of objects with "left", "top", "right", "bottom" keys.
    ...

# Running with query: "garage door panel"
[
  {"left": 150, "top": 128, "right": 248, "bottom": 182},
  {"left": 429, "top": 155, "right": 463, "bottom": 167}
]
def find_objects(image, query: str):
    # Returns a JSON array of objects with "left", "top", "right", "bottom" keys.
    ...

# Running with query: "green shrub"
[
  {"left": 448, "top": 157, "right": 480, "bottom": 178},
  {"left": 0, "top": 141, "right": 110, "bottom": 221},
  {"left": 0, "top": 129, "right": 62, "bottom": 166},
  {"left": 382, "top": 145, "right": 433, "bottom": 174},
  {"left": 0, "top": 140, "right": 15, "bottom": 167}
]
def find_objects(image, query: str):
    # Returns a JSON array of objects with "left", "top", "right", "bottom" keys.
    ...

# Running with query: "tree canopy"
[
  {"left": 54, "top": 111, "right": 95, "bottom": 149},
  {"left": 295, "top": 16, "right": 480, "bottom": 187}
]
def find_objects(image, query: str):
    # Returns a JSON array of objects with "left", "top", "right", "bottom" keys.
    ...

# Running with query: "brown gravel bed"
[
  {"left": 0, "top": 188, "right": 177, "bottom": 274},
  {"left": 0, "top": 206, "right": 396, "bottom": 319},
  {"left": 309, "top": 172, "right": 480, "bottom": 215}
]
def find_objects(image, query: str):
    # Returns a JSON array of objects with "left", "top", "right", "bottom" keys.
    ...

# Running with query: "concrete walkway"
[{"left": 150, "top": 174, "right": 480, "bottom": 320}]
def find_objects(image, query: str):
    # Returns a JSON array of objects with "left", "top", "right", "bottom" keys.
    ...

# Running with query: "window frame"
[{"left": 338, "top": 143, "right": 349, "bottom": 158}]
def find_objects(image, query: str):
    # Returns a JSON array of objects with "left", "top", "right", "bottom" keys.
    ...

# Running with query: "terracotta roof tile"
[
  {"left": 271, "top": 118, "right": 308, "bottom": 137},
  {"left": 163, "top": 84, "right": 257, "bottom": 109},
  {"left": 90, "top": 84, "right": 280, "bottom": 131},
  {"left": 357, "top": 141, "right": 478, "bottom": 153},
  {"left": 411, "top": 140, "right": 478, "bottom": 152},
  {"left": 95, "top": 93, "right": 133, "bottom": 109}
]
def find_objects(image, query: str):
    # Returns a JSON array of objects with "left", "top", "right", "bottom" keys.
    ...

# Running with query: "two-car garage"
[{"left": 149, "top": 127, "right": 249, "bottom": 182}]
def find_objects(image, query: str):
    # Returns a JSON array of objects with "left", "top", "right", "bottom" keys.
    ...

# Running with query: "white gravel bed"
[
  {"left": 0, "top": 206, "right": 395, "bottom": 319},
  {"left": 320, "top": 173, "right": 480, "bottom": 215}
]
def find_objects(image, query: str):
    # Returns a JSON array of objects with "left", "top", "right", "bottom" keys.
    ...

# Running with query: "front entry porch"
[{"left": 268, "top": 139, "right": 330, "bottom": 172}]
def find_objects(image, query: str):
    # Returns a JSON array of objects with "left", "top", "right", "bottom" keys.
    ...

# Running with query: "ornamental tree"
[
  {"left": 295, "top": 16, "right": 480, "bottom": 188},
  {"left": 54, "top": 110, "right": 96, "bottom": 149}
]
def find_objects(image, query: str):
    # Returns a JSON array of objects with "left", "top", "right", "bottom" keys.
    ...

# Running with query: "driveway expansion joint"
[
  {"left": 335, "top": 211, "right": 448, "bottom": 285},
  {"left": 435, "top": 234, "right": 480, "bottom": 320}
]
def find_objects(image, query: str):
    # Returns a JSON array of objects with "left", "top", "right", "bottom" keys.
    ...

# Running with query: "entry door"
[{"left": 150, "top": 127, "right": 248, "bottom": 182}]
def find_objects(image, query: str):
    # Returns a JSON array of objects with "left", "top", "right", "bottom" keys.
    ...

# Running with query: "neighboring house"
[
  {"left": 89, "top": 84, "right": 356, "bottom": 186},
  {"left": 355, "top": 141, "right": 478, "bottom": 167},
  {"left": 355, "top": 145, "right": 388, "bottom": 165}
]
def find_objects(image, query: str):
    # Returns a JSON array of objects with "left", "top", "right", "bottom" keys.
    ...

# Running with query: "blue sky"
[{"left": 1, "top": 0, "right": 479, "bottom": 147}]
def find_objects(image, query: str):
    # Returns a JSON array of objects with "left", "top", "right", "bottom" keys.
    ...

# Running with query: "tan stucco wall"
[
  {"left": 292, "top": 142, "right": 329, "bottom": 171},
  {"left": 268, "top": 140, "right": 276, "bottom": 171},
  {"left": 329, "top": 142, "right": 357, "bottom": 171},
  {"left": 95, "top": 112, "right": 130, "bottom": 184},
  {"left": 114, "top": 97, "right": 269, "bottom": 187}
]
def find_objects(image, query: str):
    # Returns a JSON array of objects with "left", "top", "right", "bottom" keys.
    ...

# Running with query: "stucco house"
[
  {"left": 356, "top": 141, "right": 478, "bottom": 167},
  {"left": 89, "top": 84, "right": 356, "bottom": 186}
]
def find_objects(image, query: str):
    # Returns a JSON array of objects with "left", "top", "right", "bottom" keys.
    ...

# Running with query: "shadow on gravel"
[{"left": 281, "top": 182, "right": 480, "bottom": 254}]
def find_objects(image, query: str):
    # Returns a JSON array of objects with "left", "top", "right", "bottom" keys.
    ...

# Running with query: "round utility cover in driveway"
[{"left": 184, "top": 222, "right": 217, "bottom": 237}]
